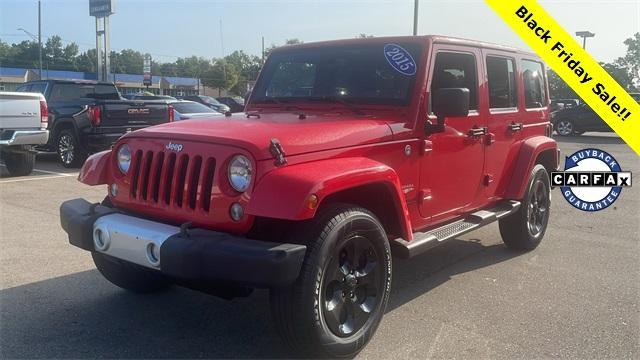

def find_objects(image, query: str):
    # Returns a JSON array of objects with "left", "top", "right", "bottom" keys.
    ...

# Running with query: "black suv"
[
  {"left": 552, "top": 93, "right": 639, "bottom": 136},
  {"left": 17, "top": 80, "right": 172, "bottom": 167}
]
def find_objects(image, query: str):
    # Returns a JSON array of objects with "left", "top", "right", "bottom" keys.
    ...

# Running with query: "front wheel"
[
  {"left": 499, "top": 164, "right": 551, "bottom": 251},
  {"left": 270, "top": 205, "right": 392, "bottom": 358}
]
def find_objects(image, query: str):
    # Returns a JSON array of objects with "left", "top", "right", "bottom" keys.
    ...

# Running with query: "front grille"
[{"left": 130, "top": 149, "right": 216, "bottom": 212}]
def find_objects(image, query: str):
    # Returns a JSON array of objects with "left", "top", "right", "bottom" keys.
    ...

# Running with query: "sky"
[{"left": 1, "top": 0, "right": 639, "bottom": 65}]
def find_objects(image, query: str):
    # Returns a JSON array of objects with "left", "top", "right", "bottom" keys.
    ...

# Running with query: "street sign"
[
  {"left": 89, "top": 0, "right": 114, "bottom": 17},
  {"left": 143, "top": 55, "right": 152, "bottom": 87}
]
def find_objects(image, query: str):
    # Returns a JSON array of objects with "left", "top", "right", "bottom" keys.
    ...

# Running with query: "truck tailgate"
[
  {"left": 0, "top": 92, "right": 42, "bottom": 130},
  {"left": 100, "top": 101, "right": 169, "bottom": 127}
]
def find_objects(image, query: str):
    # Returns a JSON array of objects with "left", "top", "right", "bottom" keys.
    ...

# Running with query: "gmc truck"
[
  {"left": 0, "top": 91, "right": 49, "bottom": 176},
  {"left": 60, "top": 36, "right": 559, "bottom": 357},
  {"left": 17, "top": 80, "right": 172, "bottom": 167}
]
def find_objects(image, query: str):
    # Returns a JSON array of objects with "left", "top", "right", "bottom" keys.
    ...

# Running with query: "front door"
[{"left": 418, "top": 47, "right": 487, "bottom": 224}]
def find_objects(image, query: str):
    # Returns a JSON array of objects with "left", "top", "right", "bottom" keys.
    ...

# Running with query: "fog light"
[
  {"left": 230, "top": 203, "right": 244, "bottom": 221},
  {"left": 146, "top": 242, "right": 160, "bottom": 267},
  {"left": 93, "top": 227, "right": 110, "bottom": 251},
  {"left": 110, "top": 183, "right": 118, "bottom": 197}
]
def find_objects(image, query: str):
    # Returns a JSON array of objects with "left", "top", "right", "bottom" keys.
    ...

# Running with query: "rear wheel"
[
  {"left": 270, "top": 204, "right": 392, "bottom": 358},
  {"left": 499, "top": 164, "right": 550, "bottom": 251},
  {"left": 555, "top": 119, "right": 575, "bottom": 136},
  {"left": 56, "top": 129, "right": 85, "bottom": 168},
  {"left": 3, "top": 146, "right": 35, "bottom": 176},
  {"left": 92, "top": 252, "right": 171, "bottom": 293}
]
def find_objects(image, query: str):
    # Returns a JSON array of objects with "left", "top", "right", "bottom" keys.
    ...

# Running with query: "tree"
[
  {"left": 201, "top": 59, "right": 239, "bottom": 94},
  {"left": 224, "top": 50, "right": 261, "bottom": 94},
  {"left": 618, "top": 33, "right": 639, "bottom": 88}
]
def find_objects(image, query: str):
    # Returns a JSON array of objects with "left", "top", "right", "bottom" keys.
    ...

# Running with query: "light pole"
[
  {"left": 17, "top": 26, "right": 42, "bottom": 79},
  {"left": 575, "top": 31, "right": 595, "bottom": 50},
  {"left": 413, "top": 0, "right": 419, "bottom": 35}
]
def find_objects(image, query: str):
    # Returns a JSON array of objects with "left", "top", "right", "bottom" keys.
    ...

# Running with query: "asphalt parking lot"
[{"left": 0, "top": 133, "right": 638, "bottom": 359}]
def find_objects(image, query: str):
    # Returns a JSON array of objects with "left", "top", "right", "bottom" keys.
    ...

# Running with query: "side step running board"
[{"left": 391, "top": 200, "right": 521, "bottom": 259}]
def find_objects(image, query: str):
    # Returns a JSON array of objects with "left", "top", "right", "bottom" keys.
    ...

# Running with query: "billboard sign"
[
  {"left": 143, "top": 55, "right": 152, "bottom": 87},
  {"left": 89, "top": 0, "right": 114, "bottom": 17}
]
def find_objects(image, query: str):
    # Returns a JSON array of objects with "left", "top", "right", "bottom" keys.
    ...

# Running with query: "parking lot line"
[
  {"left": 0, "top": 174, "right": 76, "bottom": 184},
  {"left": 0, "top": 163, "right": 79, "bottom": 178}
]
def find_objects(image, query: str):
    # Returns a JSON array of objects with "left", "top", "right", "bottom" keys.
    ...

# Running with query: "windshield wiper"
[{"left": 307, "top": 96, "right": 364, "bottom": 115}]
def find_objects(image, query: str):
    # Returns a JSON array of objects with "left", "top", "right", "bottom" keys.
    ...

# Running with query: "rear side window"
[
  {"left": 49, "top": 84, "right": 120, "bottom": 101},
  {"left": 431, "top": 52, "right": 478, "bottom": 110},
  {"left": 16, "top": 84, "right": 31, "bottom": 92},
  {"left": 486, "top": 56, "right": 517, "bottom": 108},
  {"left": 522, "top": 60, "right": 548, "bottom": 108},
  {"left": 30, "top": 83, "right": 47, "bottom": 95}
]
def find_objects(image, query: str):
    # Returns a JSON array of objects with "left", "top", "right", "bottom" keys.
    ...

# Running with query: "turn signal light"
[{"left": 168, "top": 105, "right": 175, "bottom": 122}]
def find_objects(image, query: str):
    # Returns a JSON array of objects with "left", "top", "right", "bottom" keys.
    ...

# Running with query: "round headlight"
[
  {"left": 228, "top": 155, "right": 252, "bottom": 192},
  {"left": 117, "top": 144, "right": 131, "bottom": 174}
]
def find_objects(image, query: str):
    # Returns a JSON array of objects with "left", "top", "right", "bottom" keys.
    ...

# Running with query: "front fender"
[
  {"left": 247, "top": 157, "right": 412, "bottom": 239},
  {"left": 504, "top": 136, "right": 558, "bottom": 199},
  {"left": 78, "top": 150, "right": 111, "bottom": 185}
]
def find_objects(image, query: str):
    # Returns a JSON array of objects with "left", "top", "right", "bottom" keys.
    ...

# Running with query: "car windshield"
[
  {"left": 251, "top": 42, "right": 423, "bottom": 106},
  {"left": 172, "top": 101, "right": 217, "bottom": 114}
]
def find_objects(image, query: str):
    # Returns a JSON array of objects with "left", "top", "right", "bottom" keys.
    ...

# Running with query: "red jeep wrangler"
[{"left": 61, "top": 36, "right": 558, "bottom": 357}]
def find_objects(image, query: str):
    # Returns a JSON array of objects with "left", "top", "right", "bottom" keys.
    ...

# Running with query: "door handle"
[
  {"left": 468, "top": 126, "right": 487, "bottom": 137},
  {"left": 509, "top": 122, "right": 523, "bottom": 132}
]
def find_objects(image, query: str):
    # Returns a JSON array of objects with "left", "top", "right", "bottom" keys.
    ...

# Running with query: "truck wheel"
[
  {"left": 555, "top": 119, "right": 575, "bottom": 136},
  {"left": 56, "top": 129, "right": 85, "bottom": 168},
  {"left": 92, "top": 252, "right": 171, "bottom": 293},
  {"left": 270, "top": 205, "right": 392, "bottom": 358},
  {"left": 499, "top": 164, "right": 550, "bottom": 251},
  {"left": 3, "top": 146, "right": 35, "bottom": 176}
]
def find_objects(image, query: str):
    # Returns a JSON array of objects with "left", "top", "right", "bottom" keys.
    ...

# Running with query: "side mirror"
[
  {"left": 432, "top": 87, "right": 470, "bottom": 119},
  {"left": 426, "top": 87, "right": 470, "bottom": 135}
]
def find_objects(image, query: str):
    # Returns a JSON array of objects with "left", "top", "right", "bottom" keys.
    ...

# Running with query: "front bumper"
[
  {"left": 60, "top": 198, "right": 306, "bottom": 288},
  {"left": 0, "top": 130, "right": 49, "bottom": 146}
]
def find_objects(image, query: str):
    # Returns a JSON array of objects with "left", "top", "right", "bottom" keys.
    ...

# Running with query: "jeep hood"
[{"left": 124, "top": 112, "right": 395, "bottom": 160}]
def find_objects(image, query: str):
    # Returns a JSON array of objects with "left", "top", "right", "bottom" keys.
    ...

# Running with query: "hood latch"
[{"left": 270, "top": 138, "right": 287, "bottom": 166}]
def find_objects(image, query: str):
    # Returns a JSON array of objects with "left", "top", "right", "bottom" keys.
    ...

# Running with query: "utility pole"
[
  {"left": 413, "top": 0, "right": 419, "bottom": 36},
  {"left": 261, "top": 36, "right": 265, "bottom": 65},
  {"left": 38, "top": 1, "right": 42, "bottom": 80}
]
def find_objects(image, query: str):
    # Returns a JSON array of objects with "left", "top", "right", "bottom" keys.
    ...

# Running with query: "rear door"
[{"left": 480, "top": 50, "right": 522, "bottom": 201}]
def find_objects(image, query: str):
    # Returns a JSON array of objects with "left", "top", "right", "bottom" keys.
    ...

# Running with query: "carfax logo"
[{"left": 551, "top": 149, "right": 632, "bottom": 212}]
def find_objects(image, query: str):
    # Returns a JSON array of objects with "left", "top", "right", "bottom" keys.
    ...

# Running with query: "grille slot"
[
  {"left": 129, "top": 149, "right": 215, "bottom": 212},
  {"left": 174, "top": 155, "right": 189, "bottom": 207},
  {"left": 201, "top": 158, "right": 216, "bottom": 212}
]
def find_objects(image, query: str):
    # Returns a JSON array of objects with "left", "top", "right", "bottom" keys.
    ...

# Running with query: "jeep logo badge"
[{"left": 165, "top": 142, "right": 183, "bottom": 152}]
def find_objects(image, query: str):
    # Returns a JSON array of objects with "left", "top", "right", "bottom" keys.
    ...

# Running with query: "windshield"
[
  {"left": 172, "top": 101, "right": 217, "bottom": 114},
  {"left": 251, "top": 42, "right": 423, "bottom": 106}
]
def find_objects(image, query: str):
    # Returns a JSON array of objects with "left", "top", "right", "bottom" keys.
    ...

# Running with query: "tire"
[
  {"left": 92, "top": 252, "right": 171, "bottom": 293},
  {"left": 3, "top": 146, "right": 35, "bottom": 176},
  {"left": 56, "top": 129, "right": 85, "bottom": 168},
  {"left": 270, "top": 204, "right": 392, "bottom": 358},
  {"left": 555, "top": 119, "right": 575, "bottom": 136},
  {"left": 499, "top": 164, "right": 551, "bottom": 251}
]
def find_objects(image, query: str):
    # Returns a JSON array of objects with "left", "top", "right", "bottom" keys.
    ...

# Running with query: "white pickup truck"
[{"left": 0, "top": 92, "right": 49, "bottom": 176}]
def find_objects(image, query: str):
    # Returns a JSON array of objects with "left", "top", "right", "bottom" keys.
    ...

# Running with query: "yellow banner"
[{"left": 485, "top": 0, "right": 640, "bottom": 156}]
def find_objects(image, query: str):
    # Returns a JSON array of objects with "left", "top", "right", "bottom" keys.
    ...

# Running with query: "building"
[{"left": 0, "top": 66, "right": 200, "bottom": 96}]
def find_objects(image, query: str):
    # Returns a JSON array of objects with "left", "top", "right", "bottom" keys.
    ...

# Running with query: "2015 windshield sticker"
[{"left": 384, "top": 44, "right": 416, "bottom": 76}]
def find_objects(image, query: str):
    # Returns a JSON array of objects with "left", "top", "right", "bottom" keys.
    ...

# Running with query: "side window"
[
  {"left": 16, "top": 84, "right": 31, "bottom": 92},
  {"left": 522, "top": 60, "right": 548, "bottom": 108},
  {"left": 431, "top": 52, "right": 478, "bottom": 110},
  {"left": 30, "top": 83, "right": 47, "bottom": 95},
  {"left": 486, "top": 56, "right": 517, "bottom": 108}
]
